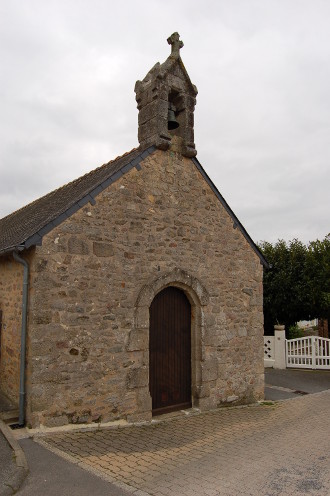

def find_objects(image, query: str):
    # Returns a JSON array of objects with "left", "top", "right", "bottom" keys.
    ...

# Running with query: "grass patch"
[{"left": 259, "top": 401, "right": 275, "bottom": 406}]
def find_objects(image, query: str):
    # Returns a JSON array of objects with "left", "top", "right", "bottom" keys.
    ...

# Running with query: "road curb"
[{"left": 0, "top": 420, "right": 28, "bottom": 495}]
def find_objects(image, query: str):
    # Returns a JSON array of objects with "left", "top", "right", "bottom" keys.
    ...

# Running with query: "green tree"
[
  {"left": 306, "top": 234, "right": 330, "bottom": 320},
  {"left": 259, "top": 235, "right": 330, "bottom": 335}
]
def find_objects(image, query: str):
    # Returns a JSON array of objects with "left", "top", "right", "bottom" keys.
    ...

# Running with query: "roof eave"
[
  {"left": 0, "top": 146, "right": 156, "bottom": 256},
  {"left": 0, "top": 244, "right": 26, "bottom": 257}
]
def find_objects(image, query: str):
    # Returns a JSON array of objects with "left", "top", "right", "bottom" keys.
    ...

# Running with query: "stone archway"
[{"left": 127, "top": 268, "right": 209, "bottom": 420}]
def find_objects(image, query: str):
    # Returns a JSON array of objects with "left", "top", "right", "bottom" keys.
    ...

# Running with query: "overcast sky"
[{"left": 0, "top": 0, "right": 329, "bottom": 244}]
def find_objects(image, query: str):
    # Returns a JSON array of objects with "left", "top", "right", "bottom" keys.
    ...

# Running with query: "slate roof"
[{"left": 0, "top": 146, "right": 268, "bottom": 267}]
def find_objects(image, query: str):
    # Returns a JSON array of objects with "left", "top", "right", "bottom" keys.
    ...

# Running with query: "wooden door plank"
[{"left": 149, "top": 287, "right": 191, "bottom": 414}]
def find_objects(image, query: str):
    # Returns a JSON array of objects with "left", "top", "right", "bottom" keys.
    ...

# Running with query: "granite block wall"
[{"left": 24, "top": 147, "right": 264, "bottom": 428}]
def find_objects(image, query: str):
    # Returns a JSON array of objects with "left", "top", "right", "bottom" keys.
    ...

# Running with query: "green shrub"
[{"left": 287, "top": 324, "right": 304, "bottom": 339}]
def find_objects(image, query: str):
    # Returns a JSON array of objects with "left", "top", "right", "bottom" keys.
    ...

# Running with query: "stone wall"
[
  {"left": 135, "top": 59, "right": 197, "bottom": 157},
  {"left": 26, "top": 147, "right": 264, "bottom": 428},
  {"left": 0, "top": 255, "right": 24, "bottom": 404}
]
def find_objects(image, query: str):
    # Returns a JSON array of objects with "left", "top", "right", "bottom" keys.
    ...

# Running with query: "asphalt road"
[
  {"left": 16, "top": 438, "right": 130, "bottom": 496},
  {"left": 265, "top": 368, "right": 330, "bottom": 400},
  {"left": 0, "top": 430, "right": 17, "bottom": 496}
]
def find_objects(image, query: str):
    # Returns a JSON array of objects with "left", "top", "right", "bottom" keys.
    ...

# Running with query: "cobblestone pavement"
[{"left": 35, "top": 391, "right": 330, "bottom": 496}]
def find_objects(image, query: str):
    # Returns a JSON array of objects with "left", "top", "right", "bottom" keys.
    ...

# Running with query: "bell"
[{"left": 168, "top": 109, "right": 179, "bottom": 130}]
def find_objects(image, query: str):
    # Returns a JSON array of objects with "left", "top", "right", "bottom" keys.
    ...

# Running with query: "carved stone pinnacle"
[{"left": 167, "top": 32, "right": 184, "bottom": 58}]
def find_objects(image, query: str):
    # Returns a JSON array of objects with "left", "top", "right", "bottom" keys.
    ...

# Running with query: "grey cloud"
[{"left": 1, "top": 0, "right": 330, "bottom": 244}]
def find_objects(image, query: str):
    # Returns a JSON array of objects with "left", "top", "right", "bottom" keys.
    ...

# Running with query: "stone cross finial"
[{"left": 167, "top": 32, "right": 184, "bottom": 58}]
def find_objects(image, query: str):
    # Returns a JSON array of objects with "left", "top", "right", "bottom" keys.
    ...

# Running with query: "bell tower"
[{"left": 135, "top": 33, "right": 198, "bottom": 158}]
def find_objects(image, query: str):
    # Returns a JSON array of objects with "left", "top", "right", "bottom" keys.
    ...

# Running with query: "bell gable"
[{"left": 135, "top": 32, "right": 198, "bottom": 157}]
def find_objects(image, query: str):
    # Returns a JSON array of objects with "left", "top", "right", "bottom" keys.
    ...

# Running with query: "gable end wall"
[{"left": 26, "top": 149, "right": 264, "bottom": 428}]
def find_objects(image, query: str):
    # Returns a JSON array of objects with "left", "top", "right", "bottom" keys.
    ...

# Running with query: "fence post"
[
  {"left": 274, "top": 324, "right": 286, "bottom": 369},
  {"left": 312, "top": 336, "right": 316, "bottom": 369}
]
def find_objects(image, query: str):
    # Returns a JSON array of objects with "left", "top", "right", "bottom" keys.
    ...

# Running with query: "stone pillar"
[{"left": 274, "top": 325, "right": 286, "bottom": 369}]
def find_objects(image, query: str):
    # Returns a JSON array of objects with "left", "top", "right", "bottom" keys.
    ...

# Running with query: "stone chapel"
[{"left": 0, "top": 33, "right": 268, "bottom": 428}]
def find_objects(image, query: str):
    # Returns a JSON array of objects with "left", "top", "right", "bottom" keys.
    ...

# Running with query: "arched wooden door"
[{"left": 149, "top": 287, "right": 192, "bottom": 415}]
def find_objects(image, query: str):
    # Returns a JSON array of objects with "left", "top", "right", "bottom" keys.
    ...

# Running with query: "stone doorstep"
[{"left": 151, "top": 407, "right": 201, "bottom": 422}]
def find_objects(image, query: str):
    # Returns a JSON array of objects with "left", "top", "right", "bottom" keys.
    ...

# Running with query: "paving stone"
[{"left": 35, "top": 391, "right": 330, "bottom": 496}]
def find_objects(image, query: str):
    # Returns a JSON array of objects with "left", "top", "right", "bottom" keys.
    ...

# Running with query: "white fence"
[
  {"left": 264, "top": 327, "right": 330, "bottom": 370},
  {"left": 286, "top": 336, "right": 330, "bottom": 369}
]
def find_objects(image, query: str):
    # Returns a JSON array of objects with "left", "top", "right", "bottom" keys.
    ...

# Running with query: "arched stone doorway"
[
  {"left": 149, "top": 286, "right": 191, "bottom": 415},
  {"left": 132, "top": 268, "right": 209, "bottom": 419}
]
